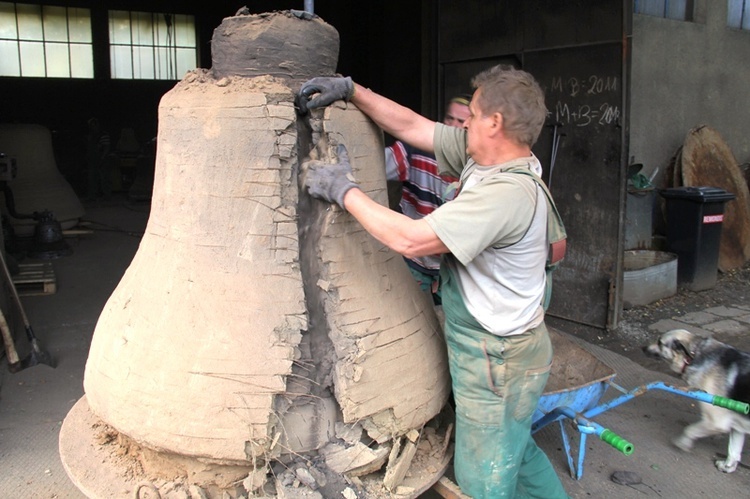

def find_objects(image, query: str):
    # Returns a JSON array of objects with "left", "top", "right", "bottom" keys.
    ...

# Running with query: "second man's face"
[{"left": 443, "top": 102, "right": 471, "bottom": 128}]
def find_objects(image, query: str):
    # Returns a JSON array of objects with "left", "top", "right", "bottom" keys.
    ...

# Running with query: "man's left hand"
[{"left": 296, "top": 77, "right": 354, "bottom": 114}]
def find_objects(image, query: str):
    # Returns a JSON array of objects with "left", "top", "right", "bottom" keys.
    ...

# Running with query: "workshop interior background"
[{"left": 1, "top": 0, "right": 750, "bottom": 330}]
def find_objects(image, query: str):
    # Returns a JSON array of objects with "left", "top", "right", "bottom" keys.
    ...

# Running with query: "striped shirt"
[{"left": 385, "top": 141, "right": 459, "bottom": 273}]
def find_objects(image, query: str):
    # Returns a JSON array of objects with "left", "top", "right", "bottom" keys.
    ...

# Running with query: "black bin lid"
[{"left": 659, "top": 186, "right": 736, "bottom": 203}]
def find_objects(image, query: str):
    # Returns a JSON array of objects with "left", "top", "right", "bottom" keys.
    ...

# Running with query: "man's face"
[
  {"left": 443, "top": 102, "right": 470, "bottom": 128},
  {"left": 463, "top": 90, "right": 493, "bottom": 164}
]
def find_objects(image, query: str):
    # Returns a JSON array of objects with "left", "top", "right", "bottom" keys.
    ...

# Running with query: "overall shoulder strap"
[{"left": 504, "top": 167, "right": 567, "bottom": 266}]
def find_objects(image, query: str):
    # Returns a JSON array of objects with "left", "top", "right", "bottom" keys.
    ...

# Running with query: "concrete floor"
[
  {"left": 0, "top": 197, "right": 147, "bottom": 499},
  {"left": 1, "top": 196, "right": 750, "bottom": 498}
]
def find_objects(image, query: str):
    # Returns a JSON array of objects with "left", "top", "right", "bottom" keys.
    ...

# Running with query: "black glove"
[
  {"left": 296, "top": 77, "right": 355, "bottom": 114},
  {"left": 304, "top": 144, "right": 358, "bottom": 209}
]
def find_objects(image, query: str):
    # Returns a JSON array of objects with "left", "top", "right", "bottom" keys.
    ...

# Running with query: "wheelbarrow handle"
[
  {"left": 599, "top": 429, "right": 634, "bottom": 456},
  {"left": 557, "top": 406, "right": 635, "bottom": 456},
  {"left": 712, "top": 395, "right": 750, "bottom": 415}
]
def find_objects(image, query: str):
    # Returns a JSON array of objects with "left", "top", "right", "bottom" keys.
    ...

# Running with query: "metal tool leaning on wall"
[
  {"left": 297, "top": 65, "right": 570, "bottom": 498},
  {"left": 0, "top": 247, "right": 55, "bottom": 372}
]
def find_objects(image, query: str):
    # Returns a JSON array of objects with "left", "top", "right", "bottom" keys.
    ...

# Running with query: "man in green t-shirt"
[{"left": 297, "top": 65, "right": 568, "bottom": 499}]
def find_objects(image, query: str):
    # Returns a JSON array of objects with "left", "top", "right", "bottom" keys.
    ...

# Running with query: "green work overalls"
[{"left": 440, "top": 264, "right": 570, "bottom": 499}]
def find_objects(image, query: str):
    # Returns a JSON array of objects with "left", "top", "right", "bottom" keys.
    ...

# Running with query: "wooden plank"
[
  {"left": 12, "top": 262, "right": 56, "bottom": 296},
  {"left": 63, "top": 229, "right": 95, "bottom": 236},
  {"left": 432, "top": 476, "right": 471, "bottom": 499}
]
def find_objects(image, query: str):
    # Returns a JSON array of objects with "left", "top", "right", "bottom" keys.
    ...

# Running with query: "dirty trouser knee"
[{"left": 440, "top": 267, "right": 568, "bottom": 499}]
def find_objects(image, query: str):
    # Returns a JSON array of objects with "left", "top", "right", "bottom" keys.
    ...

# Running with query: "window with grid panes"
[
  {"left": 728, "top": 0, "right": 750, "bottom": 30},
  {"left": 109, "top": 10, "right": 196, "bottom": 80},
  {"left": 0, "top": 2, "right": 93, "bottom": 78},
  {"left": 634, "top": 0, "right": 692, "bottom": 21}
]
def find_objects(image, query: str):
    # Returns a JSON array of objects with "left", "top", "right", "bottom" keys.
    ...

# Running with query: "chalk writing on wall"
[{"left": 548, "top": 75, "right": 620, "bottom": 128}]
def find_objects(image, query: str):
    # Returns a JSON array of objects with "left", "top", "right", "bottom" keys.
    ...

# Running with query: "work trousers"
[{"left": 440, "top": 267, "right": 569, "bottom": 499}]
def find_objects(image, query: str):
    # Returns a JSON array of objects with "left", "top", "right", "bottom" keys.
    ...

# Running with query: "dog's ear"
[{"left": 672, "top": 339, "right": 693, "bottom": 359}]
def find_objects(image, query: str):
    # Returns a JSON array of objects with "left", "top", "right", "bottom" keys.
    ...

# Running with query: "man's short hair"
[
  {"left": 449, "top": 94, "right": 472, "bottom": 107},
  {"left": 471, "top": 65, "right": 547, "bottom": 147}
]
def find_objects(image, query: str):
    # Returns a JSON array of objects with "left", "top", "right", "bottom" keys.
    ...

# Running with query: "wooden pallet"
[{"left": 12, "top": 261, "right": 57, "bottom": 296}]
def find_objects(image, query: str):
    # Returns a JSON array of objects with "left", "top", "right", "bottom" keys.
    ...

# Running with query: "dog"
[{"left": 643, "top": 328, "right": 750, "bottom": 473}]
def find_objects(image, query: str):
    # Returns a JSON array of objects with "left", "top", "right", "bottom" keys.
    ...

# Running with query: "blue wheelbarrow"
[{"left": 531, "top": 330, "right": 750, "bottom": 480}]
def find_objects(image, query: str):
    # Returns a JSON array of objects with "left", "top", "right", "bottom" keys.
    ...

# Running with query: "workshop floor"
[{"left": 1, "top": 195, "right": 749, "bottom": 498}]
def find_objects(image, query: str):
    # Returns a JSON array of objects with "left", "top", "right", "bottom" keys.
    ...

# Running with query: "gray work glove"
[
  {"left": 304, "top": 144, "right": 358, "bottom": 209},
  {"left": 296, "top": 77, "right": 355, "bottom": 114}
]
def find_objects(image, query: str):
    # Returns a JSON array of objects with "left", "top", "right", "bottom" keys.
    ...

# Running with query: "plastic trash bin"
[{"left": 660, "top": 186, "right": 735, "bottom": 291}]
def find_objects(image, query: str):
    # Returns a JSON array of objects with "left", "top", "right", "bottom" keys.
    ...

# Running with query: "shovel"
[{"left": 0, "top": 250, "right": 55, "bottom": 370}]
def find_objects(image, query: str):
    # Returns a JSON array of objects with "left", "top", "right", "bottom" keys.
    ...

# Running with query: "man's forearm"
[
  {"left": 342, "top": 188, "right": 449, "bottom": 259},
  {"left": 351, "top": 84, "right": 436, "bottom": 154}
]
